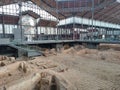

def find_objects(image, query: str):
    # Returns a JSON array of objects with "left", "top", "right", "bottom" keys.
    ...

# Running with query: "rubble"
[{"left": 0, "top": 44, "right": 120, "bottom": 90}]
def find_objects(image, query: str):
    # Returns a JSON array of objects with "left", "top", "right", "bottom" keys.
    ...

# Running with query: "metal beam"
[
  {"left": 96, "top": 4, "right": 120, "bottom": 23},
  {"left": 57, "top": 0, "right": 116, "bottom": 12},
  {"left": 103, "top": 10, "right": 120, "bottom": 22},
  {"left": 95, "top": 0, "right": 116, "bottom": 10},
  {"left": 29, "top": 0, "right": 117, "bottom": 13},
  {"left": 40, "top": 0, "right": 66, "bottom": 19},
  {"left": 94, "top": 3, "right": 118, "bottom": 20},
  {"left": 0, "top": 0, "right": 28, "bottom": 6}
]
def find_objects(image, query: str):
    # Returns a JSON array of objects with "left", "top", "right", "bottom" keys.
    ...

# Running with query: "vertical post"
[
  {"left": 36, "top": 7, "right": 39, "bottom": 41},
  {"left": 81, "top": 17, "right": 83, "bottom": 40},
  {"left": 112, "top": 28, "right": 114, "bottom": 40},
  {"left": 64, "top": 17, "right": 67, "bottom": 40},
  {"left": 40, "top": 26, "right": 41, "bottom": 40},
  {"left": 18, "top": 1, "right": 23, "bottom": 43},
  {"left": 36, "top": 21, "right": 38, "bottom": 40},
  {"left": 106, "top": 28, "right": 108, "bottom": 39},
  {"left": 2, "top": 10, "right": 5, "bottom": 38},
  {"left": 91, "top": 0, "right": 94, "bottom": 40},
  {"left": 73, "top": 16, "right": 76, "bottom": 40},
  {"left": 72, "top": 0, "right": 76, "bottom": 40},
  {"left": 56, "top": 1, "right": 59, "bottom": 40}
]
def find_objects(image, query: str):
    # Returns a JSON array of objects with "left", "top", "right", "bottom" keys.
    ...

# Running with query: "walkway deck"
[{"left": 0, "top": 39, "right": 120, "bottom": 45}]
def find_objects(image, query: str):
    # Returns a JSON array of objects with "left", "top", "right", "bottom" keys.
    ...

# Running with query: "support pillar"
[
  {"left": 55, "top": 44, "right": 63, "bottom": 53},
  {"left": 2, "top": 12, "right": 5, "bottom": 38}
]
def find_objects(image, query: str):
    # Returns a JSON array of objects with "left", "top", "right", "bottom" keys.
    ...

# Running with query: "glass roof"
[{"left": 0, "top": 1, "right": 57, "bottom": 21}]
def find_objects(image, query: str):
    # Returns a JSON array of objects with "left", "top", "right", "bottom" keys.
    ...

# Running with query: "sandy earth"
[{"left": 0, "top": 44, "right": 120, "bottom": 90}]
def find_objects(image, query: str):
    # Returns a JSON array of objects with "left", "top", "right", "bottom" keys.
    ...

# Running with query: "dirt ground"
[{"left": 0, "top": 44, "right": 120, "bottom": 90}]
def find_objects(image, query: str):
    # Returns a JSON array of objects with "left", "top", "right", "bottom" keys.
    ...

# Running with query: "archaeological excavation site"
[{"left": 0, "top": 0, "right": 120, "bottom": 90}]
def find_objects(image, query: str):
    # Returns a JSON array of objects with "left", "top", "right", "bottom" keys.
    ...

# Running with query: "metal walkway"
[
  {"left": 1, "top": 39, "right": 120, "bottom": 45},
  {"left": 23, "top": 40, "right": 120, "bottom": 44}
]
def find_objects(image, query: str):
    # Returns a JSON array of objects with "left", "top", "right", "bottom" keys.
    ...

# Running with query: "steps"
[{"left": 8, "top": 44, "right": 42, "bottom": 57}]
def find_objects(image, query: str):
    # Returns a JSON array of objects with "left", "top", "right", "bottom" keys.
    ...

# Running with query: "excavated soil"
[{"left": 0, "top": 44, "right": 120, "bottom": 90}]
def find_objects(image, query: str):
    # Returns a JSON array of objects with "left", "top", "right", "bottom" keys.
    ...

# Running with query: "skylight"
[{"left": 0, "top": 1, "right": 57, "bottom": 21}]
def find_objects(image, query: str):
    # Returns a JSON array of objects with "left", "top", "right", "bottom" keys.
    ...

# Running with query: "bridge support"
[
  {"left": 55, "top": 43, "right": 63, "bottom": 52},
  {"left": 82, "top": 43, "right": 99, "bottom": 49}
]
